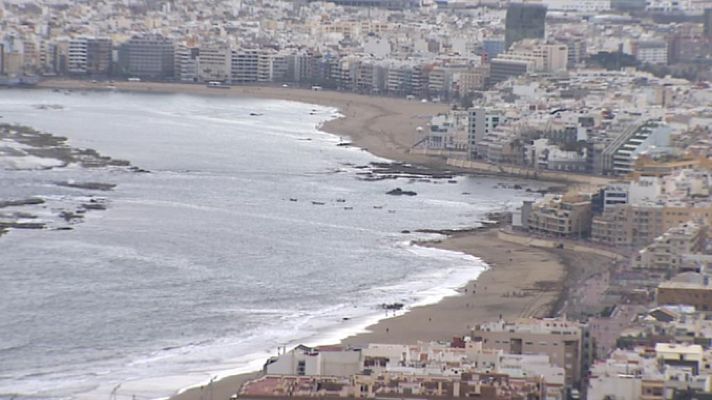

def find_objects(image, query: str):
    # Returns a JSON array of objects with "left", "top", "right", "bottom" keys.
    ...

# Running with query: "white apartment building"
[
  {"left": 468, "top": 107, "right": 504, "bottom": 159},
  {"left": 231, "top": 48, "right": 274, "bottom": 83},
  {"left": 174, "top": 45, "right": 198, "bottom": 82},
  {"left": 426, "top": 110, "right": 469, "bottom": 151},
  {"left": 541, "top": 0, "right": 611, "bottom": 13},
  {"left": 610, "top": 120, "right": 672, "bottom": 175},
  {"left": 67, "top": 37, "right": 88, "bottom": 74},
  {"left": 635, "top": 41, "right": 668, "bottom": 65}
]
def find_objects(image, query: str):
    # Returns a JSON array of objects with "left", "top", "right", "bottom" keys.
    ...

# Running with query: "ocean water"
[{"left": 0, "top": 90, "right": 538, "bottom": 400}]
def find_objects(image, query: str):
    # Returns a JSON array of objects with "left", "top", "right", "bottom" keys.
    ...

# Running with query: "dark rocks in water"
[
  {"left": 342, "top": 317, "right": 350, "bottom": 321},
  {"left": 359, "top": 174, "right": 396, "bottom": 181},
  {"left": 513, "top": 184, "right": 523, "bottom": 190},
  {"left": 129, "top": 166, "right": 150, "bottom": 173},
  {"left": 401, "top": 230, "right": 411, "bottom": 234},
  {"left": 312, "top": 201, "right": 325, "bottom": 205},
  {"left": 82, "top": 202, "right": 107, "bottom": 210},
  {"left": 336, "top": 142, "right": 352, "bottom": 147},
  {"left": 0, "top": 221, "right": 45, "bottom": 229},
  {"left": 0, "top": 198, "right": 45, "bottom": 208},
  {"left": 289, "top": 198, "right": 298, "bottom": 202},
  {"left": 54, "top": 226, "right": 73, "bottom": 231},
  {"left": 59, "top": 211, "right": 83, "bottom": 222},
  {"left": 56, "top": 181, "right": 116, "bottom": 191},
  {"left": 249, "top": 112, "right": 263, "bottom": 116},
  {"left": 336, "top": 199, "right": 346, "bottom": 203},
  {"left": 386, "top": 188, "right": 417, "bottom": 196},
  {"left": 381, "top": 302, "right": 404, "bottom": 311},
  {"left": 448, "top": 180, "right": 457, "bottom": 184}
]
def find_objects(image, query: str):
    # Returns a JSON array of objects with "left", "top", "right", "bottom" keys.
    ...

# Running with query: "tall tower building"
[{"left": 504, "top": 3, "right": 547, "bottom": 49}]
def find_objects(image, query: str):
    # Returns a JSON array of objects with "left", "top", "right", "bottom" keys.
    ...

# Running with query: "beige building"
[
  {"left": 197, "top": 45, "right": 231, "bottom": 82},
  {"left": 633, "top": 222, "right": 706, "bottom": 273},
  {"left": 528, "top": 194, "right": 593, "bottom": 238},
  {"left": 456, "top": 66, "right": 488, "bottom": 94},
  {"left": 592, "top": 204, "right": 664, "bottom": 247},
  {"left": 632, "top": 155, "right": 712, "bottom": 178},
  {"left": 593, "top": 202, "right": 712, "bottom": 248},
  {"left": 657, "top": 273, "right": 712, "bottom": 311},
  {"left": 471, "top": 318, "right": 583, "bottom": 387},
  {"left": 499, "top": 40, "right": 569, "bottom": 73}
]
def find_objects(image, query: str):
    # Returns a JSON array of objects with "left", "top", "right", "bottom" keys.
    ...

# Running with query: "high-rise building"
[
  {"left": 504, "top": 3, "right": 547, "bottom": 49},
  {"left": 467, "top": 107, "right": 503, "bottom": 159},
  {"left": 67, "top": 38, "right": 88, "bottom": 74},
  {"left": 68, "top": 38, "right": 112, "bottom": 76},
  {"left": 174, "top": 46, "right": 199, "bottom": 82},
  {"left": 117, "top": 34, "right": 174, "bottom": 79},
  {"left": 197, "top": 46, "right": 231, "bottom": 82},
  {"left": 87, "top": 38, "right": 112, "bottom": 76}
]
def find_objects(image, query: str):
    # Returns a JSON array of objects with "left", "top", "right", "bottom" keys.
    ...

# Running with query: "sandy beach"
[
  {"left": 31, "top": 80, "right": 578, "bottom": 400},
  {"left": 171, "top": 229, "right": 575, "bottom": 400}
]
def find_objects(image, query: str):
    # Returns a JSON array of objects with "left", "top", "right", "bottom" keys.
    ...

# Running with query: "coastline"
[
  {"left": 170, "top": 228, "right": 571, "bottom": 400},
  {"left": 25, "top": 80, "right": 572, "bottom": 400},
  {"left": 34, "top": 80, "right": 452, "bottom": 169}
]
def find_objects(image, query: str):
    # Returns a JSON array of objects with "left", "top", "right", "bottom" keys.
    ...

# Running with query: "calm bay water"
[{"left": 0, "top": 90, "right": 536, "bottom": 400}]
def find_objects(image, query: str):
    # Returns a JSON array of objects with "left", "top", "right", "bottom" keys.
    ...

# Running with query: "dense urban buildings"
[{"left": 4, "top": 1, "right": 712, "bottom": 399}]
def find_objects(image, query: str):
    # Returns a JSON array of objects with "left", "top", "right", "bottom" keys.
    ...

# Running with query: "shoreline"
[
  {"left": 170, "top": 228, "right": 572, "bottom": 400},
  {"left": 21, "top": 80, "right": 574, "bottom": 400},
  {"left": 33, "top": 79, "right": 453, "bottom": 170}
]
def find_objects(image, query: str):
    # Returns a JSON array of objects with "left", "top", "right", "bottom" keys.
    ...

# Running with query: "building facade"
[{"left": 117, "top": 34, "right": 175, "bottom": 79}]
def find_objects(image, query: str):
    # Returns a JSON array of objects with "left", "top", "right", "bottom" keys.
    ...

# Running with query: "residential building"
[
  {"left": 589, "top": 343, "right": 712, "bottom": 400},
  {"left": 467, "top": 107, "right": 504, "bottom": 159},
  {"left": 657, "top": 272, "right": 712, "bottom": 311},
  {"left": 601, "top": 119, "right": 672, "bottom": 176},
  {"left": 117, "top": 34, "right": 174, "bottom": 79},
  {"left": 504, "top": 40, "right": 569, "bottom": 73},
  {"left": 634, "top": 40, "right": 669, "bottom": 65},
  {"left": 488, "top": 58, "right": 532, "bottom": 86},
  {"left": 527, "top": 194, "right": 593, "bottom": 238},
  {"left": 471, "top": 318, "right": 584, "bottom": 387},
  {"left": 426, "top": 110, "right": 469, "bottom": 151},
  {"left": 264, "top": 345, "right": 361, "bottom": 377},
  {"left": 633, "top": 222, "right": 706, "bottom": 274},
  {"left": 197, "top": 46, "right": 231, "bottom": 82},
  {"left": 68, "top": 37, "right": 112, "bottom": 76},
  {"left": 591, "top": 203, "right": 665, "bottom": 247},
  {"left": 174, "top": 46, "right": 199, "bottom": 82}
]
